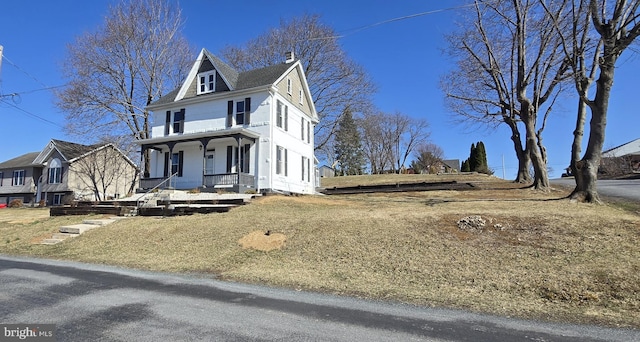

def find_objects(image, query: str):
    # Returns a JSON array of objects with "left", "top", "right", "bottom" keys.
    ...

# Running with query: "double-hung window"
[
  {"left": 197, "top": 71, "right": 216, "bottom": 94},
  {"left": 276, "top": 100, "right": 288, "bottom": 131},
  {"left": 227, "top": 98, "right": 251, "bottom": 127},
  {"left": 173, "top": 109, "right": 185, "bottom": 134},
  {"left": 171, "top": 152, "right": 184, "bottom": 177},
  {"left": 165, "top": 109, "right": 185, "bottom": 135},
  {"left": 48, "top": 158, "right": 62, "bottom": 184},
  {"left": 12, "top": 170, "right": 25, "bottom": 186},
  {"left": 276, "top": 146, "right": 288, "bottom": 176}
]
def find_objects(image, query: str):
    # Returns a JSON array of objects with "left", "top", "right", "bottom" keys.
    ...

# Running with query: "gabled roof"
[
  {"left": 603, "top": 138, "right": 640, "bottom": 157},
  {"left": 0, "top": 152, "right": 41, "bottom": 169},
  {"left": 149, "top": 48, "right": 302, "bottom": 108},
  {"left": 33, "top": 139, "right": 98, "bottom": 164}
]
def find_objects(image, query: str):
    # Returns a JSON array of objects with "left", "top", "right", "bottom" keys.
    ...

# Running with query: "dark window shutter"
[
  {"left": 163, "top": 152, "right": 169, "bottom": 177},
  {"left": 245, "top": 97, "right": 251, "bottom": 124},
  {"left": 178, "top": 151, "right": 184, "bottom": 177},
  {"left": 165, "top": 111, "right": 171, "bottom": 135},
  {"left": 227, "top": 101, "right": 233, "bottom": 127},
  {"left": 226, "top": 146, "right": 233, "bottom": 173}
]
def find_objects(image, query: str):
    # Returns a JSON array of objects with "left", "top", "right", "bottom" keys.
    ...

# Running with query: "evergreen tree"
[
  {"left": 468, "top": 143, "right": 477, "bottom": 171},
  {"left": 476, "top": 141, "right": 488, "bottom": 173},
  {"left": 334, "top": 108, "right": 365, "bottom": 175},
  {"left": 461, "top": 159, "right": 470, "bottom": 172}
]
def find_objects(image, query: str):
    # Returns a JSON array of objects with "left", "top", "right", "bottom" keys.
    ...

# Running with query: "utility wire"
[
  {"left": 1, "top": 54, "right": 50, "bottom": 88},
  {"left": 2, "top": 100, "right": 63, "bottom": 128},
  {"left": 308, "top": 3, "right": 475, "bottom": 41}
]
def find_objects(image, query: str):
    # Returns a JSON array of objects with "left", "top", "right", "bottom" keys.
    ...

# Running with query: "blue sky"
[{"left": 1, "top": 0, "right": 639, "bottom": 179}]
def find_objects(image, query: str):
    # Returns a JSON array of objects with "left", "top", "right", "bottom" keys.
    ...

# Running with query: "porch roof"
[{"left": 136, "top": 127, "right": 260, "bottom": 148}]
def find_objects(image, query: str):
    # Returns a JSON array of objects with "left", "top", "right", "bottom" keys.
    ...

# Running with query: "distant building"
[
  {"left": 440, "top": 159, "right": 460, "bottom": 174},
  {"left": 319, "top": 165, "right": 335, "bottom": 178},
  {"left": 601, "top": 138, "right": 640, "bottom": 173}
]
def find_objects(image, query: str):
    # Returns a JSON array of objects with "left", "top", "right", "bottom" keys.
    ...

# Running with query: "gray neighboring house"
[
  {"left": 0, "top": 139, "right": 137, "bottom": 206},
  {"left": 0, "top": 152, "right": 42, "bottom": 206},
  {"left": 441, "top": 159, "right": 460, "bottom": 174}
]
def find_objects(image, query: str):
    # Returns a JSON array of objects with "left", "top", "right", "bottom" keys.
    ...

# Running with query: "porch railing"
[{"left": 204, "top": 173, "right": 254, "bottom": 188}]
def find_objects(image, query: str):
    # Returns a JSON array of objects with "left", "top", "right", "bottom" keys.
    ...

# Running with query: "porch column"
[
  {"left": 141, "top": 145, "right": 150, "bottom": 178},
  {"left": 235, "top": 136, "right": 242, "bottom": 185},
  {"left": 199, "top": 138, "right": 212, "bottom": 187}
]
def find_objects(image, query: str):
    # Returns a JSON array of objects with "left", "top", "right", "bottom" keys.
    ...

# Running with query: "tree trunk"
[
  {"left": 505, "top": 118, "right": 531, "bottom": 183},
  {"left": 571, "top": 20, "right": 617, "bottom": 203},
  {"left": 523, "top": 109, "right": 549, "bottom": 190},
  {"left": 570, "top": 97, "right": 587, "bottom": 189}
]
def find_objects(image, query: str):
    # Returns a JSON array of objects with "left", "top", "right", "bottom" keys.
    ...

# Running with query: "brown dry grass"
[{"left": 0, "top": 175, "right": 638, "bottom": 328}]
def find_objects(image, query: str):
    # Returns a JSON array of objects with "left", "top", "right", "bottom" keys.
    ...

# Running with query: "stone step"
[
  {"left": 59, "top": 223, "right": 101, "bottom": 234},
  {"left": 82, "top": 218, "right": 117, "bottom": 226},
  {"left": 52, "top": 233, "right": 78, "bottom": 240},
  {"left": 41, "top": 239, "right": 65, "bottom": 245}
]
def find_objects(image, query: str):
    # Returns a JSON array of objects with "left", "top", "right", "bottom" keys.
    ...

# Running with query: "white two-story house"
[{"left": 138, "top": 48, "right": 319, "bottom": 194}]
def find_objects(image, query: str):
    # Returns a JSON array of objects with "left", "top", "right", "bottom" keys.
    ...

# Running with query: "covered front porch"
[{"left": 138, "top": 128, "right": 259, "bottom": 193}]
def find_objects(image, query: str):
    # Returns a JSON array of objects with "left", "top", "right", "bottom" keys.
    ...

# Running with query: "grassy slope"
[{"left": 0, "top": 174, "right": 638, "bottom": 328}]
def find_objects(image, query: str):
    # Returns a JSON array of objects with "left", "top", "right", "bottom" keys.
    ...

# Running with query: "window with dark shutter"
[
  {"left": 227, "top": 101, "right": 234, "bottom": 127},
  {"left": 173, "top": 109, "right": 185, "bottom": 133},
  {"left": 236, "top": 101, "right": 245, "bottom": 125},
  {"left": 245, "top": 97, "right": 251, "bottom": 125},
  {"left": 226, "top": 146, "right": 233, "bottom": 173},
  {"left": 165, "top": 111, "right": 171, "bottom": 135},
  {"left": 163, "top": 152, "right": 170, "bottom": 177}
]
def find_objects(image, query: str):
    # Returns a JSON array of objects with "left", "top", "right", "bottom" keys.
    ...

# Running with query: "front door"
[{"left": 205, "top": 152, "right": 215, "bottom": 175}]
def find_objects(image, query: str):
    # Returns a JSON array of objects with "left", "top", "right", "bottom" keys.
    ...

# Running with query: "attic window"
[{"left": 198, "top": 70, "right": 216, "bottom": 94}]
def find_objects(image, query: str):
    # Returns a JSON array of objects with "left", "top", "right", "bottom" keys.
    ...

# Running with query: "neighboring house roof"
[
  {"left": 442, "top": 159, "right": 460, "bottom": 171},
  {"left": 603, "top": 138, "right": 640, "bottom": 157},
  {"left": 0, "top": 152, "right": 41, "bottom": 169},
  {"left": 34, "top": 139, "right": 98, "bottom": 164}
]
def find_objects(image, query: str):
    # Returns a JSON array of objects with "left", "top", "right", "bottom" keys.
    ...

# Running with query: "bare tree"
[
  {"left": 56, "top": 0, "right": 194, "bottom": 177},
  {"left": 569, "top": 0, "right": 640, "bottom": 202},
  {"left": 359, "top": 111, "right": 430, "bottom": 174},
  {"left": 412, "top": 143, "right": 445, "bottom": 174},
  {"left": 443, "top": 0, "right": 571, "bottom": 189},
  {"left": 359, "top": 111, "right": 393, "bottom": 174},
  {"left": 220, "top": 14, "right": 376, "bottom": 161}
]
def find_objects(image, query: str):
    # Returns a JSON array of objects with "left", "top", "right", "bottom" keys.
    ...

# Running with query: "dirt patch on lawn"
[{"left": 238, "top": 230, "right": 286, "bottom": 251}]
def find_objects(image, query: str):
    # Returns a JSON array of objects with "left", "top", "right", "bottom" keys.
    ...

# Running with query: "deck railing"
[
  {"left": 203, "top": 173, "right": 254, "bottom": 188},
  {"left": 140, "top": 172, "right": 254, "bottom": 190}
]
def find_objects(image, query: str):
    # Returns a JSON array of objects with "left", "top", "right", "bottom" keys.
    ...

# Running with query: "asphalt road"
[
  {"left": 550, "top": 178, "right": 640, "bottom": 201},
  {"left": 1, "top": 256, "right": 638, "bottom": 341}
]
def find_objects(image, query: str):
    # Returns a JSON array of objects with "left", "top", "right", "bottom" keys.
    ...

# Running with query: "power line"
[
  {"left": 1, "top": 53, "right": 50, "bottom": 88},
  {"left": 1, "top": 100, "right": 63, "bottom": 128},
  {"left": 0, "top": 85, "right": 65, "bottom": 99},
  {"left": 308, "top": 3, "right": 475, "bottom": 41}
]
